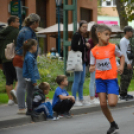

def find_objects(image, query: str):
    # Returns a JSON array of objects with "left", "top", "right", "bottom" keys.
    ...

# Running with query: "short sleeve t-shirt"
[
  {"left": 119, "top": 37, "right": 132, "bottom": 64},
  {"left": 90, "top": 43, "right": 123, "bottom": 80},
  {"left": 52, "top": 87, "right": 69, "bottom": 108}
]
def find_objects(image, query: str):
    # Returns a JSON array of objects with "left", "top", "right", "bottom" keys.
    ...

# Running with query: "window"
[
  {"left": 106, "top": 1, "right": 111, "bottom": 6},
  {"left": 81, "top": 8, "right": 93, "bottom": 22},
  {"left": 113, "top": 0, "right": 116, "bottom": 6}
]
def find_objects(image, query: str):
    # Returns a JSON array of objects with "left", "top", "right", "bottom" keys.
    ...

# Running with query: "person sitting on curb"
[
  {"left": 33, "top": 82, "right": 53, "bottom": 120},
  {"left": 52, "top": 75, "right": 75, "bottom": 118}
]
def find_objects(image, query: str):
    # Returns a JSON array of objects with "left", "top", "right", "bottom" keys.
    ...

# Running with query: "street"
[{"left": 0, "top": 106, "right": 134, "bottom": 134}]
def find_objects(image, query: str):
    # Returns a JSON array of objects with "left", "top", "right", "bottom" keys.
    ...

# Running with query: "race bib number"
[{"left": 96, "top": 58, "right": 112, "bottom": 71}]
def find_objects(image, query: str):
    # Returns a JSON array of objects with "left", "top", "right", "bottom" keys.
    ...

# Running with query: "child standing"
[
  {"left": 33, "top": 82, "right": 53, "bottom": 119},
  {"left": 23, "top": 39, "right": 40, "bottom": 116},
  {"left": 87, "top": 24, "right": 99, "bottom": 104},
  {"left": 89, "top": 25, "right": 125, "bottom": 134},
  {"left": 52, "top": 75, "right": 75, "bottom": 117}
]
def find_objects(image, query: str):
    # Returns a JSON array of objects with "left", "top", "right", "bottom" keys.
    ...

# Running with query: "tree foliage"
[{"left": 98, "top": 0, "right": 134, "bottom": 29}]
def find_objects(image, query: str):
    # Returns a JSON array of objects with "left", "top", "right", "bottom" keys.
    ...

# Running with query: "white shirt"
[{"left": 119, "top": 37, "right": 132, "bottom": 64}]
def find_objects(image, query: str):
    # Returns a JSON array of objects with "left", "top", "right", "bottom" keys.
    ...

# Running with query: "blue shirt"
[
  {"left": 23, "top": 51, "right": 40, "bottom": 84},
  {"left": 52, "top": 87, "right": 69, "bottom": 108}
]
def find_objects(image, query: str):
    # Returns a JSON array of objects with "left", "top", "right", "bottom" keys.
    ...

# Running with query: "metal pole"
[
  {"left": 58, "top": 6, "right": 61, "bottom": 55},
  {"left": 18, "top": 0, "right": 22, "bottom": 30}
]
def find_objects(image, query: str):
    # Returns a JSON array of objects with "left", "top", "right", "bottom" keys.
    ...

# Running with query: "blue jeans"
[
  {"left": 89, "top": 71, "right": 95, "bottom": 97},
  {"left": 72, "top": 64, "right": 86, "bottom": 101},
  {"left": 34, "top": 102, "right": 53, "bottom": 118}
]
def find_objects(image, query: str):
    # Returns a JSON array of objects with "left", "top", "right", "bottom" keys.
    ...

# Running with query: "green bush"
[
  {"left": 37, "top": 56, "right": 64, "bottom": 90},
  {"left": 0, "top": 56, "right": 64, "bottom": 93}
]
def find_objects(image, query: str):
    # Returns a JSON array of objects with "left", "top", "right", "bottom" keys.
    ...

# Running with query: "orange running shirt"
[{"left": 90, "top": 43, "right": 123, "bottom": 80}]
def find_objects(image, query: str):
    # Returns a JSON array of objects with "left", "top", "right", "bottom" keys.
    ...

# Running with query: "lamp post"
[
  {"left": 18, "top": 0, "right": 22, "bottom": 30},
  {"left": 55, "top": 0, "right": 62, "bottom": 55}
]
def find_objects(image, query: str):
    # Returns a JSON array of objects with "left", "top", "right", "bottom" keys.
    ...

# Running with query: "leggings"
[
  {"left": 15, "top": 67, "right": 26, "bottom": 109},
  {"left": 26, "top": 81, "right": 34, "bottom": 110}
]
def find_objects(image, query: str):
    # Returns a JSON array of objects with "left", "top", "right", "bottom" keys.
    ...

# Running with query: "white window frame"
[{"left": 99, "top": 0, "right": 116, "bottom": 7}]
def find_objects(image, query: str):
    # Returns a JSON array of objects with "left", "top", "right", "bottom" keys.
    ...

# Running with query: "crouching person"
[
  {"left": 52, "top": 75, "right": 75, "bottom": 117},
  {"left": 33, "top": 82, "right": 53, "bottom": 119}
]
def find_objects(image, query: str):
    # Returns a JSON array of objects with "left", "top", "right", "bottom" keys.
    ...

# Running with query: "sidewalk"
[{"left": 0, "top": 92, "right": 134, "bottom": 129}]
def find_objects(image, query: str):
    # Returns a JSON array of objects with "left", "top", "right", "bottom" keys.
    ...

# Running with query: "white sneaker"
[
  {"left": 52, "top": 117, "right": 59, "bottom": 121},
  {"left": 25, "top": 102, "right": 27, "bottom": 108},
  {"left": 89, "top": 98, "right": 100, "bottom": 104},
  {"left": 10, "top": 89, "right": 18, "bottom": 104},
  {"left": 17, "top": 109, "right": 26, "bottom": 114},
  {"left": 57, "top": 115, "right": 63, "bottom": 119},
  {"left": 74, "top": 101, "right": 83, "bottom": 107},
  {"left": 8, "top": 99, "right": 14, "bottom": 106},
  {"left": 82, "top": 100, "right": 91, "bottom": 106}
]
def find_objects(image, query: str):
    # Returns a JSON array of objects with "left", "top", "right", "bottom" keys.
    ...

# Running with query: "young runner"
[{"left": 89, "top": 24, "right": 125, "bottom": 134}]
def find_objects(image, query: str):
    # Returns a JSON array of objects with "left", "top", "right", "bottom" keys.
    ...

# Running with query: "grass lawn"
[
  {"left": 0, "top": 76, "right": 134, "bottom": 104},
  {"left": 0, "top": 93, "right": 8, "bottom": 104}
]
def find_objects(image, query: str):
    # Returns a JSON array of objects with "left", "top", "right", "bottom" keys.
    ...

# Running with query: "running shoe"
[{"left": 107, "top": 123, "right": 119, "bottom": 134}]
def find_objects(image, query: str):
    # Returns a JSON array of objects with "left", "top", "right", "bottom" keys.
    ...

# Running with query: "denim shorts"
[{"left": 95, "top": 78, "right": 119, "bottom": 95}]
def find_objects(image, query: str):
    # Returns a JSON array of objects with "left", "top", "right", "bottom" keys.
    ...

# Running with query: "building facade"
[
  {"left": 0, "top": 0, "right": 97, "bottom": 53},
  {"left": 98, "top": 0, "right": 134, "bottom": 27}
]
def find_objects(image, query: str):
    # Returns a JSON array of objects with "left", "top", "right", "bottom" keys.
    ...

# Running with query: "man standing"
[
  {"left": 119, "top": 26, "right": 133, "bottom": 100},
  {"left": 0, "top": 24, "right": 5, "bottom": 70},
  {"left": 0, "top": 16, "right": 19, "bottom": 105}
]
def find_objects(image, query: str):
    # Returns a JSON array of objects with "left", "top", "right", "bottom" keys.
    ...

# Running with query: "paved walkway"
[{"left": 0, "top": 92, "right": 134, "bottom": 129}]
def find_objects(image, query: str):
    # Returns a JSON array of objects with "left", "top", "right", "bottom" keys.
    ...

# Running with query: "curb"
[
  {"left": 71, "top": 99, "right": 134, "bottom": 115},
  {"left": 0, "top": 99, "right": 134, "bottom": 129}
]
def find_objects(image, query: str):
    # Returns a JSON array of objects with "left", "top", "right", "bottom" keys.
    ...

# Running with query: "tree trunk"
[{"left": 116, "top": 0, "right": 128, "bottom": 30}]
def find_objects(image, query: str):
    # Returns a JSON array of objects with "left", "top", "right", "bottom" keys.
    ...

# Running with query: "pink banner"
[{"left": 97, "top": 21, "right": 118, "bottom": 25}]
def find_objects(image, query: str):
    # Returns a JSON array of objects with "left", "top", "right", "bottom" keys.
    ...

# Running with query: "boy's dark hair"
[
  {"left": 124, "top": 26, "right": 133, "bottom": 34},
  {"left": 7, "top": 16, "right": 19, "bottom": 25},
  {"left": 56, "top": 75, "right": 67, "bottom": 85},
  {"left": 23, "top": 39, "right": 37, "bottom": 57},
  {"left": 39, "top": 82, "right": 50, "bottom": 91},
  {"left": 96, "top": 24, "right": 112, "bottom": 33}
]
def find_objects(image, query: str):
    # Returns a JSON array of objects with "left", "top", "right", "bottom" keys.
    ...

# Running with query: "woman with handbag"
[
  {"left": 71, "top": 20, "right": 90, "bottom": 107},
  {"left": 13, "top": 13, "right": 40, "bottom": 114}
]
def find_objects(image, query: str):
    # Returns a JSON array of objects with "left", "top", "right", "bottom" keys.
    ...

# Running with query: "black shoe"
[
  {"left": 120, "top": 95, "right": 126, "bottom": 100},
  {"left": 120, "top": 94, "right": 133, "bottom": 101},
  {"left": 127, "top": 94, "right": 133, "bottom": 99},
  {"left": 107, "top": 123, "right": 119, "bottom": 134},
  {"left": 63, "top": 112, "right": 72, "bottom": 118},
  {"left": 26, "top": 110, "right": 39, "bottom": 117}
]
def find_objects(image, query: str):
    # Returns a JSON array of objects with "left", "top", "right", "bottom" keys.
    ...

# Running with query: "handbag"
[
  {"left": 126, "top": 43, "right": 134, "bottom": 60},
  {"left": 127, "top": 51, "right": 134, "bottom": 60},
  {"left": 66, "top": 50, "right": 83, "bottom": 72}
]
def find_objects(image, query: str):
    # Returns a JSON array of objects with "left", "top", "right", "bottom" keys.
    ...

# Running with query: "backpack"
[
  {"left": 5, "top": 41, "right": 15, "bottom": 60},
  {"left": 5, "top": 28, "right": 26, "bottom": 61}
]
